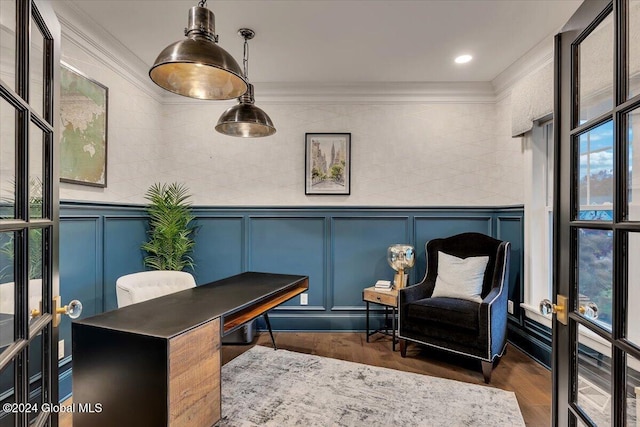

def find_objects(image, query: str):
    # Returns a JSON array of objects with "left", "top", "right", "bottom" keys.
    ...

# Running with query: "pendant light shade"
[
  {"left": 216, "top": 84, "right": 276, "bottom": 137},
  {"left": 215, "top": 28, "right": 276, "bottom": 137},
  {"left": 149, "top": 3, "right": 247, "bottom": 100}
]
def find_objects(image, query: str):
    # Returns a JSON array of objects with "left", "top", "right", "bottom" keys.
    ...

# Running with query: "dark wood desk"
[{"left": 72, "top": 272, "right": 308, "bottom": 427}]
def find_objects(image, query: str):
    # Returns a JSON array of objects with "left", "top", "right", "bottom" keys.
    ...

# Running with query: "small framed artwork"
[
  {"left": 60, "top": 62, "right": 108, "bottom": 187},
  {"left": 305, "top": 133, "right": 351, "bottom": 195}
]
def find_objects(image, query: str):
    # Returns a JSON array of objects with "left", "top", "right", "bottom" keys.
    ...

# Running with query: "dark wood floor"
[
  {"left": 60, "top": 332, "right": 551, "bottom": 427},
  {"left": 224, "top": 332, "right": 552, "bottom": 427}
]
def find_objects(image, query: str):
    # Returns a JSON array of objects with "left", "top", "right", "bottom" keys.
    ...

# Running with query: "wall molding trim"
[
  {"left": 492, "top": 34, "right": 555, "bottom": 100},
  {"left": 53, "top": 1, "right": 561, "bottom": 107},
  {"left": 54, "top": 1, "right": 164, "bottom": 103},
  {"left": 161, "top": 81, "right": 498, "bottom": 105},
  {"left": 53, "top": 1, "right": 501, "bottom": 107}
]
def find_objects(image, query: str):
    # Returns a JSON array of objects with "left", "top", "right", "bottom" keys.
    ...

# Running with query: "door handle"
[
  {"left": 540, "top": 295, "right": 569, "bottom": 325},
  {"left": 31, "top": 296, "right": 83, "bottom": 327},
  {"left": 540, "top": 296, "right": 599, "bottom": 326}
]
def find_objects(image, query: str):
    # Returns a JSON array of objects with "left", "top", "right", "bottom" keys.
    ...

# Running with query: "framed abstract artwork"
[
  {"left": 60, "top": 63, "right": 108, "bottom": 187},
  {"left": 305, "top": 133, "right": 351, "bottom": 195}
]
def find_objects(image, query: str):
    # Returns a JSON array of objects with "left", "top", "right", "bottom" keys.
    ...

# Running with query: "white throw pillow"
[{"left": 431, "top": 251, "right": 490, "bottom": 302}]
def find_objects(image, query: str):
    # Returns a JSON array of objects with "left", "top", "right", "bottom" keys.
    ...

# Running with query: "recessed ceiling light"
[{"left": 455, "top": 54, "right": 473, "bottom": 64}]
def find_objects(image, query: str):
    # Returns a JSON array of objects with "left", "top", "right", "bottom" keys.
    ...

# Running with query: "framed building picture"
[
  {"left": 305, "top": 133, "right": 351, "bottom": 195},
  {"left": 60, "top": 63, "right": 108, "bottom": 187}
]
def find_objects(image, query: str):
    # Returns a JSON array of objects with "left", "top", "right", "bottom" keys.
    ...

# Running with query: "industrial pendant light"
[
  {"left": 215, "top": 28, "right": 276, "bottom": 137},
  {"left": 149, "top": 0, "right": 247, "bottom": 100}
]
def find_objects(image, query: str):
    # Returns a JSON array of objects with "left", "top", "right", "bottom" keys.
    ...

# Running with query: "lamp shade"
[
  {"left": 215, "top": 83, "right": 276, "bottom": 137},
  {"left": 149, "top": 6, "right": 247, "bottom": 100},
  {"left": 387, "top": 244, "right": 416, "bottom": 272}
]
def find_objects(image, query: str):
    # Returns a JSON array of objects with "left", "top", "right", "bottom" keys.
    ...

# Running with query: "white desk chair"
[{"left": 115, "top": 270, "right": 196, "bottom": 308}]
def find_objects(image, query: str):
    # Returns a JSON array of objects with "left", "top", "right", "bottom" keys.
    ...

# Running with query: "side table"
[{"left": 362, "top": 286, "right": 398, "bottom": 351}]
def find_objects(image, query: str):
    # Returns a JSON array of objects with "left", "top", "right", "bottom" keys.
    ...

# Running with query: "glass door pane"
[
  {"left": 27, "top": 332, "right": 43, "bottom": 422},
  {"left": 0, "top": 97, "right": 16, "bottom": 220},
  {"left": 627, "top": 232, "right": 640, "bottom": 346},
  {"left": 0, "top": 362, "right": 15, "bottom": 426},
  {"left": 578, "top": 13, "right": 614, "bottom": 124},
  {"left": 577, "top": 122, "right": 614, "bottom": 221},
  {"left": 0, "top": 0, "right": 16, "bottom": 92},
  {"left": 29, "top": 123, "right": 44, "bottom": 220},
  {"left": 629, "top": 0, "right": 640, "bottom": 99},
  {"left": 577, "top": 324, "right": 612, "bottom": 425},
  {"left": 0, "top": 231, "right": 15, "bottom": 350},
  {"left": 627, "top": 107, "right": 640, "bottom": 221},
  {"left": 577, "top": 228, "right": 613, "bottom": 329},
  {"left": 30, "top": 17, "right": 45, "bottom": 119},
  {"left": 627, "top": 353, "right": 640, "bottom": 426}
]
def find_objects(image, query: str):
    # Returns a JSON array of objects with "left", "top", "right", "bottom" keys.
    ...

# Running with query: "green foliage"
[
  {"left": 0, "top": 178, "right": 43, "bottom": 282},
  {"left": 578, "top": 229, "right": 613, "bottom": 325},
  {"left": 141, "top": 183, "right": 196, "bottom": 271},
  {"left": 329, "top": 163, "right": 344, "bottom": 183}
]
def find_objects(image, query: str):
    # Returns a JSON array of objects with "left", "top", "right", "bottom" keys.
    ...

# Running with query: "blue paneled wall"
[
  {"left": 59, "top": 202, "right": 523, "bottom": 335},
  {"left": 55, "top": 202, "right": 524, "bottom": 400}
]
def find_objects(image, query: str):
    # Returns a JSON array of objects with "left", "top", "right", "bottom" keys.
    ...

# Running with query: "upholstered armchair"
[
  {"left": 398, "top": 232, "right": 510, "bottom": 383},
  {"left": 116, "top": 270, "right": 196, "bottom": 308}
]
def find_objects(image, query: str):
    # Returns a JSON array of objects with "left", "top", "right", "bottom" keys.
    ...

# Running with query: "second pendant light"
[{"left": 215, "top": 28, "right": 276, "bottom": 137}]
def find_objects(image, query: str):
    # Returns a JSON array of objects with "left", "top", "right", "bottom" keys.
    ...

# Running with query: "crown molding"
[
  {"left": 53, "top": 0, "right": 164, "bottom": 103},
  {"left": 54, "top": 0, "right": 568, "bottom": 106},
  {"left": 162, "top": 81, "right": 497, "bottom": 105},
  {"left": 492, "top": 33, "right": 555, "bottom": 100}
]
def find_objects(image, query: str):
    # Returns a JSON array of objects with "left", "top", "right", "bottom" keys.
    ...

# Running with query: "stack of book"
[{"left": 375, "top": 280, "right": 392, "bottom": 290}]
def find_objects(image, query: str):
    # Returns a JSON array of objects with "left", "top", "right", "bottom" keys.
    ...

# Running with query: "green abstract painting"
[{"left": 60, "top": 64, "right": 108, "bottom": 187}]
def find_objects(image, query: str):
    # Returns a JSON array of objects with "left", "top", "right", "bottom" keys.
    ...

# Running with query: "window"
[
  {"left": 522, "top": 119, "right": 554, "bottom": 320},
  {"left": 578, "top": 121, "right": 614, "bottom": 221}
]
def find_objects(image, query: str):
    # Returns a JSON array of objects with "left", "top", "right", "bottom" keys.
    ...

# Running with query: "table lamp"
[{"left": 387, "top": 244, "right": 415, "bottom": 289}]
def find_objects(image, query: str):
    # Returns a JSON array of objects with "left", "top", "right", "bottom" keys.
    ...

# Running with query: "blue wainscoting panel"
[
  {"left": 331, "top": 217, "right": 409, "bottom": 310},
  {"left": 497, "top": 215, "right": 524, "bottom": 321},
  {"left": 102, "top": 217, "right": 147, "bottom": 311},
  {"left": 59, "top": 204, "right": 524, "bottom": 333},
  {"left": 59, "top": 217, "right": 101, "bottom": 360},
  {"left": 413, "top": 215, "right": 492, "bottom": 282},
  {"left": 248, "top": 217, "right": 326, "bottom": 310},
  {"left": 192, "top": 217, "right": 244, "bottom": 285}
]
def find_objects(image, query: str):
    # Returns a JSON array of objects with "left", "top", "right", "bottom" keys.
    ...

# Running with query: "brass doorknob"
[
  {"left": 539, "top": 298, "right": 562, "bottom": 316},
  {"left": 31, "top": 299, "right": 82, "bottom": 318},
  {"left": 578, "top": 302, "right": 598, "bottom": 319},
  {"left": 540, "top": 298, "right": 598, "bottom": 319},
  {"left": 31, "top": 297, "right": 83, "bottom": 327}
]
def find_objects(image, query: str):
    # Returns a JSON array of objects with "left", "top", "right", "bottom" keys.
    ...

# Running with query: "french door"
[
  {"left": 0, "top": 1, "right": 61, "bottom": 426},
  {"left": 554, "top": 0, "right": 640, "bottom": 425}
]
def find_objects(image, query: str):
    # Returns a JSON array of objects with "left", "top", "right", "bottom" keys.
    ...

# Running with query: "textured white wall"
[
  {"left": 58, "top": 36, "right": 163, "bottom": 204},
  {"left": 159, "top": 100, "right": 524, "bottom": 206},
  {"left": 53, "top": 2, "right": 525, "bottom": 207}
]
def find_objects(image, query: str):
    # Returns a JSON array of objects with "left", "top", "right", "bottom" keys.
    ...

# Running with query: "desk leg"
[
  {"left": 366, "top": 301, "right": 370, "bottom": 342},
  {"left": 263, "top": 312, "right": 277, "bottom": 350},
  {"left": 392, "top": 306, "right": 397, "bottom": 351},
  {"left": 384, "top": 306, "right": 389, "bottom": 335}
]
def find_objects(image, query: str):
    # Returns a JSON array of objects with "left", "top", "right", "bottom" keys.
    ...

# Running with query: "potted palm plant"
[{"left": 141, "top": 182, "right": 195, "bottom": 271}]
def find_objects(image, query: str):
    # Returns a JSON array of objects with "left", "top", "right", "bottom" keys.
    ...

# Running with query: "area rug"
[{"left": 215, "top": 345, "right": 525, "bottom": 426}]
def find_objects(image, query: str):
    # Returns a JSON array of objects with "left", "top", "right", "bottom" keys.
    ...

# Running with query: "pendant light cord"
[{"left": 198, "top": 0, "right": 207, "bottom": 7}]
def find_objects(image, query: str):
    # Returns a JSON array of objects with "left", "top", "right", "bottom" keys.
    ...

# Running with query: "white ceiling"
[{"left": 65, "top": 0, "right": 582, "bottom": 85}]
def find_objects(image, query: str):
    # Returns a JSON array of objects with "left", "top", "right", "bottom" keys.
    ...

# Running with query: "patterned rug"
[{"left": 215, "top": 345, "right": 525, "bottom": 426}]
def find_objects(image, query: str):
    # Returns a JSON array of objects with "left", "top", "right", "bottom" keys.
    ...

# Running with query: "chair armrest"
[
  {"left": 479, "top": 244, "right": 510, "bottom": 359},
  {"left": 398, "top": 280, "right": 432, "bottom": 307}
]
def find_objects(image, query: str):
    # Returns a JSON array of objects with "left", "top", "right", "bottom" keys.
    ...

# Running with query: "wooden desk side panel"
[{"left": 169, "top": 318, "right": 221, "bottom": 427}]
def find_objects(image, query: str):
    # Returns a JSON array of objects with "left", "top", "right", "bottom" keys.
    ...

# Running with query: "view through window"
[{"left": 577, "top": 121, "right": 615, "bottom": 329}]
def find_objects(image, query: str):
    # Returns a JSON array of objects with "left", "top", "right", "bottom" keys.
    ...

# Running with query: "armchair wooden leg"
[
  {"left": 481, "top": 361, "right": 492, "bottom": 384},
  {"left": 400, "top": 339, "right": 407, "bottom": 357}
]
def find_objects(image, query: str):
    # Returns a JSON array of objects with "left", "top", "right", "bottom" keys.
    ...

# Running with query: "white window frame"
[{"left": 521, "top": 119, "right": 554, "bottom": 326}]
